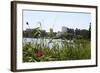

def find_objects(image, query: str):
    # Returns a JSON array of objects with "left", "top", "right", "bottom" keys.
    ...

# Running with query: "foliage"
[
  {"left": 23, "top": 39, "right": 91, "bottom": 62},
  {"left": 23, "top": 22, "right": 91, "bottom": 62},
  {"left": 48, "top": 28, "right": 54, "bottom": 38}
]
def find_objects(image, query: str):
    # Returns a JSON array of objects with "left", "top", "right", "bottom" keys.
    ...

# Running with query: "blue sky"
[{"left": 23, "top": 10, "right": 91, "bottom": 32}]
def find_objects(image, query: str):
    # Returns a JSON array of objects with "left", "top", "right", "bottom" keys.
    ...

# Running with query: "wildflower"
[{"left": 35, "top": 50, "right": 44, "bottom": 58}]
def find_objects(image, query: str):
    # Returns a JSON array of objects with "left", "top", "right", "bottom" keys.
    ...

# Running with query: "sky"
[{"left": 23, "top": 10, "right": 91, "bottom": 32}]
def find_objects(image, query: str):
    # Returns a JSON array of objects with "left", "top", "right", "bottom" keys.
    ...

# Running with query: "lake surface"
[{"left": 23, "top": 38, "right": 74, "bottom": 49}]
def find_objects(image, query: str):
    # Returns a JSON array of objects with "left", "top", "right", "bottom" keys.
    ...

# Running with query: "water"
[{"left": 23, "top": 38, "right": 74, "bottom": 49}]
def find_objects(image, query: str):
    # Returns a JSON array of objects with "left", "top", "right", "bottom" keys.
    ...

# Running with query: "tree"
[
  {"left": 80, "top": 29, "right": 89, "bottom": 39},
  {"left": 49, "top": 28, "right": 54, "bottom": 38},
  {"left": 40, "top": 30, "right": 47, "bottom": 38},
  {"left": 75, "top": 28, "right": 80, "bottom": 35}
]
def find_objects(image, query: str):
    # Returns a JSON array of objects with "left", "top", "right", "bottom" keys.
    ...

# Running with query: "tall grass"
[{"left": 23, "top": 39, "right": 91, "bottom": 62}]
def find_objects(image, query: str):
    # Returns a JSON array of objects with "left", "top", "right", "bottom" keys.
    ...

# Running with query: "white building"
[{"left": 62, "top": 26, "right": 67, "bottom": 33}]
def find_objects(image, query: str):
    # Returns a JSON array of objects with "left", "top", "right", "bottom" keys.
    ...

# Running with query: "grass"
[{"left": 23, "top": 38, "right": 91, "bottom": 62}]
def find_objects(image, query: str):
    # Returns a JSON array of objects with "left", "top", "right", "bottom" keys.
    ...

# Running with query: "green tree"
[{"left": 49, "top": 28, "right": 54, "bottom": 38}]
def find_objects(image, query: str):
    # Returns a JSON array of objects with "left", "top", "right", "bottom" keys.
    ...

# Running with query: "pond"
[{"left": 23, "top": 38, "right": 74, "bottom": 49}]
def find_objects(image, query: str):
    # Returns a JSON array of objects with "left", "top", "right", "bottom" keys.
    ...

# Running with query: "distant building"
[
  {"left": 25, "top": 29, "right": 32, "bottom": 32},
  {"left": 23, "top": 29, "right": 33, "bottom": 38},
  {"left": 62, "top": 26, "right": 67, "bottom": 33},
  {"left": 55, "top": 26, "right": 68, "bottom": 38}
]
